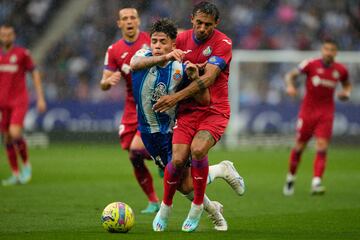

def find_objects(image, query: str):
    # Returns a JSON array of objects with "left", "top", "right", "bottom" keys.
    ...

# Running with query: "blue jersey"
[{"left": 131, "top": 49, "right": 189, "bottom": 134}]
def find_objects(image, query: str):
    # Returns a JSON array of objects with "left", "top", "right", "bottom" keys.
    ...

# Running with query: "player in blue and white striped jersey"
[{"left": 130, "top": 18, "right": 245, "bottom": 232}]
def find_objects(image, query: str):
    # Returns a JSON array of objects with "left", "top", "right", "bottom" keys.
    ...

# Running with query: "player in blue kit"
[{"left": 130, "top": 18, "right": 245, "bottom": 232}]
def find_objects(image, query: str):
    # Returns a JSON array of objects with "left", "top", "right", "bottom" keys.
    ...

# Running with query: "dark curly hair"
[
  {"left": 150, "top": 18, "right": 177, "bottom": 40},
  {"left": 192, "top": 1, "right": 219, "bottom": 22}
]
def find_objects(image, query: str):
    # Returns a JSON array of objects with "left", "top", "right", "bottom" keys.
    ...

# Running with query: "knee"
[
  {"left": 190, "top": 146, "right": 206, "bottom": 160},
  {"left": 171, "top": 157, "right": 186, "bottom": 169},
  {"left": 129, "top": 149, "right": 146, "bottom": 169}
]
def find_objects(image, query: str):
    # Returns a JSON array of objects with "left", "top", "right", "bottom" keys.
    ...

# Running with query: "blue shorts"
[{"left": 140, "top": 132, "right": 172, "bottom": 169}]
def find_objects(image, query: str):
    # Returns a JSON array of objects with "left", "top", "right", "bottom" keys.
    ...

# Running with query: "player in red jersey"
[
  {"left": 283, "top": 39, "right": 352, "bottom": 196},
  {"left": 153, "top": 2, "right": 244, "bottom": 232},
  {"left": 100, "top": 8, "right": 160, "bottom": 213},
  {"left": 0, "top": 23, "right": 46, "bottom": 186}
]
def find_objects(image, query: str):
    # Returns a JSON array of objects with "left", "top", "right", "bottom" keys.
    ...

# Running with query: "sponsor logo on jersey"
[
  {"left": 311, "top": 75, "right": 336, "bottom": 88},
  {"left": 9, "top": 54, "right": 17, "bottom": 63},
  {"left": 172, "top": 69, "right": 182, "bottom": 81},
  {"left": 202, "top": 46, "right": 212, "bottom": 57},
  {"left": 0, "top": 64, "right": 18, "bottom": 72},
  {"left": 152, "top": 82, "right": 167, "bottom": 101}
]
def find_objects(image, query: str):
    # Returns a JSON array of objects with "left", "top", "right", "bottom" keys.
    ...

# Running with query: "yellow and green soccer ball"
[{"left": 101, "top": 202, "right": 135, "bottom": 233}]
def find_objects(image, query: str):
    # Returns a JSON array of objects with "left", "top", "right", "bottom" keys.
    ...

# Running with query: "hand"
[
  {"left": 37, "top": 98, "right": 47, "bottom": 113},
  {"left": 185, "top": 62, "right": 199, "bottom": 80},
  {"left": 165, "top": 49, "right": 185, "bottom": 62},
  {"left": 153, "top": 95, "right": 179, "bottom": 113},
  {"left": 337, "top": 91, "right": 350, "bottom": 101},
  {"left": 104, "top": 71, "right": 121, "bottom": 86},
  {"left": 286, "top": 86, "right": 297, "bottom": 97}
]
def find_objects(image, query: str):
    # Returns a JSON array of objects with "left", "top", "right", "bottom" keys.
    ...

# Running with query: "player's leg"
[
  {"left": 283, "top": 117, "right": 312, "bottom": 196},
  {"left": 1, "top": 108, "right": 21, "bottom": 186},
  {"left": 129, "top": 133, "right": 159, "bottom": 213},
  {"left": 311, "top": 118, "right": 332, "bottom": 195},
  {"left": 311, "top": 138, "right": 329, "bottom": 195}
]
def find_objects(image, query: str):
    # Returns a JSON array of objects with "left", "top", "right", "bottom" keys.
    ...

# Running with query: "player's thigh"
[
  {"left": 296, "top": 117, "right": 315, "bottom": 142},
  {"left": 314, "top": 117, "right": 333, "bottom": 145},
  {"left": 118, "top": 123, "right": 137, "bottom": 150},
  {"left": 0, "top": 108, "right": 11, "bottom": 134},
  {"left": 190, "top": 130, "right": 215, "bottom": 159},
  {"left": 198, "top": 111, "right": 229, "bottom": 144},
  {"left": 130, "top": 131, "right": 146, "bottom": 150},
  {"left": 172, "top": 112, "right": 198, "bottom": 145},
  {"left": 9, "top": 105, "right": 27, "bottom": 139}
]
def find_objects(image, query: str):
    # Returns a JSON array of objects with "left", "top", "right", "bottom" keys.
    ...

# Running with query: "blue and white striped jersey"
[{"left": 131, "top": 49, "right": 189, "bottom": 134}]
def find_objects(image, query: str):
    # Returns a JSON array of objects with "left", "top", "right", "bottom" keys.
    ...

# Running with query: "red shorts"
[
  {"left": 0, "top": 105, "right": 28, "bottom": 132},
  {"left": 173, "top": 109, "right": 229, "bottom": 145},
  {"left": 118, "top": 122, "right": 141, "bottom": 150},
  {"left": 296, "top": 113, "right": 333, "bottom": 142}
]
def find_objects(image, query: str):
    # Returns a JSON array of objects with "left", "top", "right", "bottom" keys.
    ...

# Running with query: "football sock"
[
  {"left": 163, "top": 162, "right": 183, "bottom": 206},
  {"left": 191, "top": 156, "right": 209, "bottom": 205},
  {"left": 208, "top": 164, "right": 224, "bottom": 184},
  {"left": 289, "top": 148, "right": 303, "bottom": 175},
  {"left": 14, "top": 138, "right": 29, "bottom": 165},
  {"left": 130, "top": 149, "right": 158, "bottom": 203},
  {"left": 314, "top": 150, "right": 327, "bottom": 178},
  {"left": 6, "top": 143, "right": 19, "bottom": 175}
]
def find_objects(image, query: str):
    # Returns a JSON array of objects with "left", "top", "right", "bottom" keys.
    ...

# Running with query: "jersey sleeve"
[
  {"left": 104, "top": 45, "right": 117, "bottom": 72},
  {"left": 130, "top": 48, "right": 152, "bottom": 66},
  {"left": 298, "top": 59, "right": 311, "bottom": 74},
  {"left": 207, "top": 39, "right": 232, "bottom": 70},
  {"left": 24, "top": 49, "right": 35, "bottom": 71}
]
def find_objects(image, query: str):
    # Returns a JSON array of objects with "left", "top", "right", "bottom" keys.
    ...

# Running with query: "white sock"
[
  {"left": 286, "top": 173, "right": 296, "bottom": 182},
  {"left": 159, "top": 201, "right": 172, "bottom": 219},
  {"left": 312, "top": 177, "right": 321, "bottom": 187},
  {"left": 208, "top": 164, "right": 225, "bottom": 184},
  {"left": 188, "top": 202, "right": 204, "bottom": 218},
  {"left": 184, "top": 192, "right": 214, "bottom": 214}
]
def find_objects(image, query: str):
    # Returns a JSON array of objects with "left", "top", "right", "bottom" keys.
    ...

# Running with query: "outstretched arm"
[
  {"left": 153, "top": 63, "right": 220, "bottom": 112},
  {"left": 31, "top": 69, "right": 46, "bottom": 113},
  {"left": 130, "top": 49, "right": 185, "bottom": 71}
]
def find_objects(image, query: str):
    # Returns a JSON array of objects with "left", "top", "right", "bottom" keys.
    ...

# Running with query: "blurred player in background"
[
  {"left": 131, "top": 18, "right": 244, "bottom": 231},
  {"left": 100, "top": 8, "right": 160, "bottom": 213},
  {"left": 153, "top": 1, "right": 243, "bottom": 232},
  {"left": 0, "top": 23, "right": 46, "bottom": 186},
  {"left": 283, "top": 39, "right": 352, "bottom": 196}
]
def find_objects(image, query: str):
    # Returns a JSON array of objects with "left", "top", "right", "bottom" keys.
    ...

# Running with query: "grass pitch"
[{"left": 0, "top": 143, "right": 359, "bottom": 240}]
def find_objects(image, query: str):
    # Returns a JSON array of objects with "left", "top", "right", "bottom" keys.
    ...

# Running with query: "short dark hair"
[
  {"left": 0, "top": 22, "right": 15, "bottom": 30},
  {"left": 150, "top": 18, "right": 177, "bottom": 40},
  {"left": 192, "top": 1, "right": 220, "bottom": 22},
  {"left": 322, "top": 38, "right": 338, "bottom": 48}
]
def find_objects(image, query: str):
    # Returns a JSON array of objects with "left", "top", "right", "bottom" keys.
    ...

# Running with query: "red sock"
[
  {"left": 289, "top": 149, "right": 302, "bottom": 175},
  {"left": 6, "top": 143, "right": 19, "bottom": 175},
  {"left": 130, "top": 150, "right": 158, "bottom": 203},
  {"left": 191, "top": 156, "right": 209, "bottom": 205},
  {"left": 163, "top": 162, "right": 183, "bottom": 206},
  {"left": 14, "top": 138, "right": 28, "bottom": 164},
  {"left": 314, "top": 151, "right": 327, "bottom": 178}
]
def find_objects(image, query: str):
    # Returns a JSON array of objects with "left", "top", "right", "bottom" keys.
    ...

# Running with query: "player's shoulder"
[
  {"left": 139, "top": 31, "right": 150, "bottom": 41},
  {"left": 12, "top": 45, "right": 32, "bottom": 57},
  {"left": 212, "top": 29, "right": 232, "bottom": 45},
  {"left": 333, "top": 61, "right": 348, "bottom": 72},
  {"left": 176, "top": 29, "right": 192, "bottom": 42},
  {"left": 299, "top": 57, "right": 319, "bottom": 68}
]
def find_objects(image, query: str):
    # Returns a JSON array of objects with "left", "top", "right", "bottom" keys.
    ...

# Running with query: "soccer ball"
[{"left": 101, "top": 202, "right": 135, "bottom": 233}]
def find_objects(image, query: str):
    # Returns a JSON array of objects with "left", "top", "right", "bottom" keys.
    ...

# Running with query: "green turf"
[{"left": 0, "top": 143, "right": 359, "bottom": 239}]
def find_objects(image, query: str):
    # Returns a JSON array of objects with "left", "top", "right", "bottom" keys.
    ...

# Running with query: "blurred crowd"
[{"left": 2, "top": 0, "right": 360, "bottom": 104}]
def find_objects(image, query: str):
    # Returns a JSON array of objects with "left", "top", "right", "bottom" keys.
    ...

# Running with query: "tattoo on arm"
[{"left": 196, "top": 79, "right": 206, "bottom": 91}]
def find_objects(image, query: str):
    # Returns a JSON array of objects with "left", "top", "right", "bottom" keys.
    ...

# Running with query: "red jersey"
[
  {"left": 298, "top": 58, "right": 348, "bottom": 116},
  {"left": 0, "top": 46, "right": 35, "bottom": 107},
  {"left": 104, "top": 32, "right": 150, "bottom": 124},
  {"left": 176, "top": 29, "right": 232, "bottom": 117}
]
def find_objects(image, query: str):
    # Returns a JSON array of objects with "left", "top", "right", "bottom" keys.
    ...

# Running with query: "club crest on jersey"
[
  {"left": 152, "top": 82, "right": 167, "bottom": 101},
  {"left": 173, "top": 69, "right": 182, "bottom": 81},
  {"left": 332, "top": 70, "right": 340, "bottom": 79},
  {"left": 312, "top": 76, "right": 321, "bottom": 86},
  {"left": 10, "top": 54, "right": 17, "bottom": 63},
  {"left": 202, "top": 46, "right": 212, "bottom": 57},
  {"left": 120, "top": 52, "right": 128, "bottom": 59}
]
